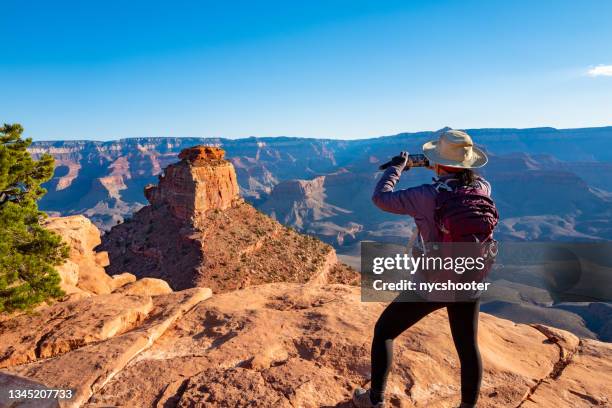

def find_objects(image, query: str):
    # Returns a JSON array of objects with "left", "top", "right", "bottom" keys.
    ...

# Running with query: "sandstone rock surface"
[
  {"left": 521, "top": 338, "right": 611, "bottom": 407},
  {"left": 43, "top": 215, "right": 114, "bottom": 295},
  {"left": 109, "top": 272, "right": 137, "bottom": 290},
  {"left": 2, "top": 288, "right": 211, "bottom": 408},
  {"left": 75, "top": 283, "right": 610, "bottom": 408},
  {"left": 0, "top": 293, "right": 153, "bottom": 368},
  {"left": 178, "top": 145, "right": 226, "bottom": 163},
  {"left": 145, "top": 145, "right": 240, "bottom": 220},
  {"left": 0, "top": 283, "right": 609, "bottom": 407},
  {"left": 115, "top": 277, "right": 173, "bottom": 296},
  {"left": 0, "top": 373, "right": 59, "bottom": 408}
]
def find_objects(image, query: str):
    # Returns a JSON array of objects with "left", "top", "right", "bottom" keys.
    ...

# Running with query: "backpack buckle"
[
  {"left": 433, "top": 178, "right": 454, "bottom": 192},
  {"left": 485, "top": 240, "right": 498, "bottom": 259}
]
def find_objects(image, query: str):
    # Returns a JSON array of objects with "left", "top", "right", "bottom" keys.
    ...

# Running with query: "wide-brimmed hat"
[{"left": 422, "top": 129, "right": 487, "bottom": 168}]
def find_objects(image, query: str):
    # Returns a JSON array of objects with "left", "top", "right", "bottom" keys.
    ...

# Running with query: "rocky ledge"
[
  {"left": 1, "top": 283, "right": 610, "bottom": 407},
  {"left": 0, "top": 213, "right": 212, "bottom": 408}
]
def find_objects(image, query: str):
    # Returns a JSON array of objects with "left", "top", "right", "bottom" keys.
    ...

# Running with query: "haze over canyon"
[{"left": 31, "top": 126, "right": 612, "bottom": 244}]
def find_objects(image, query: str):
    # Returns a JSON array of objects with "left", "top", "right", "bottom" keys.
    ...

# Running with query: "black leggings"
[{"left": 370, "top": 299, "right": 482, "bottom": 405}]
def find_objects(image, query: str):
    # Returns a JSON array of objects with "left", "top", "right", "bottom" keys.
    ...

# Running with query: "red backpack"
[
  {"left": 434, "top": 178, "right": 499, "bottom": 243},
  {"left": 426, "top": 178, "right": 499, "bottom": 285}
]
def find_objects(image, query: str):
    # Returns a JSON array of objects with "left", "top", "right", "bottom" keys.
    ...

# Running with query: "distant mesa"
[{"left": 30, "top": 128, "right": 612, "bottom": 241}]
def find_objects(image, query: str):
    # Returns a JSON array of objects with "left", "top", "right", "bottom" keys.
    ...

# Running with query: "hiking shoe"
[{"left": 352, "top": 388, "right": 384, "bottom": 408}]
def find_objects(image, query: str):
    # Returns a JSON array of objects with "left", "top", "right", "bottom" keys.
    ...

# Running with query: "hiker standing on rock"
[{"left": 353, "top": 129, "right": 499, "bottom": 408}]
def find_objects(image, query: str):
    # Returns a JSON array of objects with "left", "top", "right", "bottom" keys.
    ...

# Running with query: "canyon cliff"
[
  {"left": 29, "top": 132, "right": 612, "bottom": 341},
  {"left": 31, "top": 127, "right": 612, "bottom": 240}
]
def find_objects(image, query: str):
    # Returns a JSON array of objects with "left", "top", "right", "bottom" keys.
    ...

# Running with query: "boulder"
[
  {"left": 115, "top": 278, "right": 173, "bottom": 296},
  {"left": 57, "top": 259, "right": 79, "bottom": 287},
  {"left": 110, "top": 272, "right": 137, "bottom": 291},
  {"left": 43, "top": 215, "right": 114, "bottom": 294}
]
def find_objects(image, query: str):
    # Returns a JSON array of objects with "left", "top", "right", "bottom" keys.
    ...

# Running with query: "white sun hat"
[{"left": 422, "top": 129, "right": 488, "bottom": 168}]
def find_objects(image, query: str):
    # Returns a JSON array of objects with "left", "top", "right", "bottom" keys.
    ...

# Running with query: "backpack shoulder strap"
[{"left": 432, "top": 177, "right": 457, "bottom": 193}]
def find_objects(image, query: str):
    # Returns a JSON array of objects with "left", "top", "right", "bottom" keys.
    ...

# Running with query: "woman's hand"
[
  {"left": 378, "top": 151, "right": 410, "bottom": 171},
  {"left": 389, "top": 151, "right": 409, "bottom": 171}
]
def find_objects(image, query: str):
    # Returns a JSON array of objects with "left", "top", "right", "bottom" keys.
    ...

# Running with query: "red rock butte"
[
  {"left": 145, "top": 145, "right": 240, "bottom": 221},
  {"left": 178, "top": 145, "right": 226, "bottom": 163}
]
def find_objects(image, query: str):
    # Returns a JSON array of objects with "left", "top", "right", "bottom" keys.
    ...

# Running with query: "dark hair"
[
  {"left": 438, "top": 165, "right": 478, "bottom": 186},
  {"left": 457, "top": 169, "right": 477, "bottom": 186}
]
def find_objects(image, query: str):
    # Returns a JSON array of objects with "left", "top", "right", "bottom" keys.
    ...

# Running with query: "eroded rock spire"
[{"left": 144, "top": 146, "right": 240, "bottom": 221}]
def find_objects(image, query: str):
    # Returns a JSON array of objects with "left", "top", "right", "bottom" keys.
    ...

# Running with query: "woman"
[{"left": 353, "top": 129, "right": 495, "bottom": 408}]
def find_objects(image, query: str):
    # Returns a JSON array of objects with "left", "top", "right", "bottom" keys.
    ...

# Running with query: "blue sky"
[{"left": 2, "top": 0, "right": 611, "bottom": 141}]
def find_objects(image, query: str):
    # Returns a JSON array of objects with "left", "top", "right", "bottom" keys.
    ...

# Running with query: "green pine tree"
[{"left": 0, "top": 124, "right": 68, "bottom": 312}]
